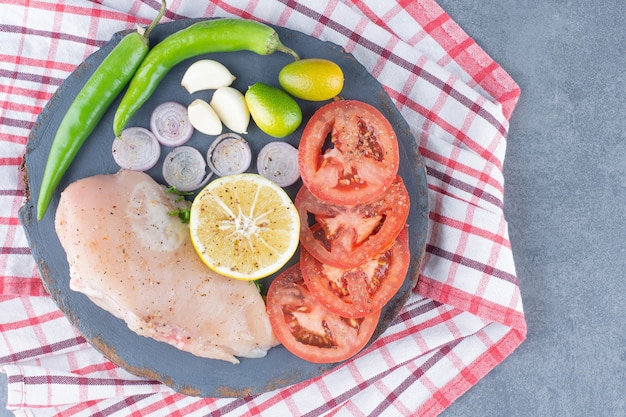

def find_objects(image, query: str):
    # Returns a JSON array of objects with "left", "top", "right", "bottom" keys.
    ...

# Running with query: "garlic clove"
[
  {"left": 181, "top": 59, "right": 236, "bottom": 94},
  {"left": 187, "top": 99, "right": 223, "bottom": 136},
  {"left": 210, "top": 87, "right": 250, "bottom": 135}
]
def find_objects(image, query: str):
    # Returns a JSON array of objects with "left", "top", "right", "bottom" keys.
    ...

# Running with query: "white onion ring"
[
  {"left": 150, "top": 101, "right": 194, "bottom": 146},
  {"left": 112, "top": 127, "right": 161, "bottom": 171},
  {"left": 206, "top": 133, "right": 252, "bottom": 177},
  {"left": 162, "top": 146, "right": 212, "bottom": 192},
  {"left": 256, "top": 141, "right": 300, "bottom": 187}
]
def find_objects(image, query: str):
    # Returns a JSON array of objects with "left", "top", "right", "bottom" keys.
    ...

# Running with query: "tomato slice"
[
  {"left": 298, "top": 100, "right": 400, "bottom": 206},
  {"left": 301, "top": 226, "right": 410, "bottom": 318},
  {"left": 295, "top": 175, "right": 410, "bottom": 269},
  {"left": 266, "top": 263, "right": 380, "bottom": 364}
]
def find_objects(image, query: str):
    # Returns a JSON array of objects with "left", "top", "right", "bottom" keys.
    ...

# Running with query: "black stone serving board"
[{"left": 19, "top": 18, "right": 429, "bottom": 397}]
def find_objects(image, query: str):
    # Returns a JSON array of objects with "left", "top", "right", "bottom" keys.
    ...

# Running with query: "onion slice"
[
  {"left": 112, "top": 127, "right": 161, "bottom": 171},
  {"left": 206, "top": 133, "right": 252, "bottom": 177},
  {"left": 256, "top": 141, "right": 300, "bottom": 187},
  {"left": 162, "top": 146, "right": 212, "bottom": 192},
  {"left": 150, "top": 101, "right": 194, "bottom": 146}
]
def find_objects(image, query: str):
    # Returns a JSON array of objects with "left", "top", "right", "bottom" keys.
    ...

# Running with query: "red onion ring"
[
  {"left": 150, "top": 101, "right": 194, "bottom": 146},
  {"left": 256, "top": 142, "right": 300, "bottom": 187},
  {"left": 206, "top": 133, "right": 252, "bottom": 177},
  {"left": 112, "top": 127, "right": 160, "bottom": 171},
  {"left": 162, "top": 146, "right": 212, "bottom": 192}
]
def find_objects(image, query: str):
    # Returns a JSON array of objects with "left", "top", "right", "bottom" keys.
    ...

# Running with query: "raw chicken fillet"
[{"left": 55, "top": 170, "right": 279, "bottom": 363}]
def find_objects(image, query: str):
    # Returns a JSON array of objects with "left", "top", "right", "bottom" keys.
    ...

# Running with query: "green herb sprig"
[{"left": 166, "top": 186, "right": 193, "bottom": 223}]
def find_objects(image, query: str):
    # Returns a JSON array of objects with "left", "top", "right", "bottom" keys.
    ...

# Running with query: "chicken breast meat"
[{"left": 55, "top": 169, "right": 279, "bottom": 364}]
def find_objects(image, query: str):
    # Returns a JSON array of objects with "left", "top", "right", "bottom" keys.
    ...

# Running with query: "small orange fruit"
[{"left": 278, "top": 58, "right": 344, "bottom": 101}]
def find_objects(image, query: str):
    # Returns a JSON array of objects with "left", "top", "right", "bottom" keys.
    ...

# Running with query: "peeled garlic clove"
[
  {"left": 181, "top": 59, "right": 236, "bottom": 93},
  {"left": 187, "top": 99, "right": 223, "bottom": 136},
  {"left": 210, "top": 87, "right": 250, "bottom": 134}
]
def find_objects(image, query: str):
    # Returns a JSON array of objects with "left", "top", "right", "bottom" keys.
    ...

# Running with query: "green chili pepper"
[
  {"left": 113, "top": 18, "right": 299, "bottom": 137},
  {"left": 36, "top": 1, "right": 167, "bottom": 221}
]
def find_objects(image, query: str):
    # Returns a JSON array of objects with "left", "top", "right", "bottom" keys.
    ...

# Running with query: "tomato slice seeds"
[
  {"left": 296, "top": 175, "right": 410, "bottom": 269},
  {"left": 266, "top": 264, "right": 380, "bottom": 363},
  {"left": 298, "top": 100, "right": 400, "bottom": 206},
  {"left": 301, "top": 226, "right": 411, "bottom": 318}
]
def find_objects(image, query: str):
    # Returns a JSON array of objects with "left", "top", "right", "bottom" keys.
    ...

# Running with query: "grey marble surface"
[
  {"left": 437, "top": 1, "right": 626, "bottom": 416},
  {"left": 2, "top": 1, "right": 625, "bottom": 416}
]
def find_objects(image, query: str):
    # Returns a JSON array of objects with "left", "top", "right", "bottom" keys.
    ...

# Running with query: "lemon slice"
[{"left": 189, "top": 173, "right": 300, "bottom": 280}]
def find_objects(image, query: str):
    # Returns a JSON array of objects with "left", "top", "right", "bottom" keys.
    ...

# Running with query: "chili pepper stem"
[
  {"left": 277, "top": 44, "right": 300, "bottom": 61},
  {"left": 144, "top": 0, "right": 167, "bottom": 40}
]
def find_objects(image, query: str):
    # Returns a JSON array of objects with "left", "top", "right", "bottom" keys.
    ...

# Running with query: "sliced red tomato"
[
  {"left": 266, "top": 263, "right": 380, "bottom": 364},
  {"left": 298, "top": 100, "right": 400, "bottom": 206},
  {"left": 295, "top": 175, "right": 410, "bottom": 269},
  {"left": 301, "top": 226, "right": 410, "bottom": 318}
]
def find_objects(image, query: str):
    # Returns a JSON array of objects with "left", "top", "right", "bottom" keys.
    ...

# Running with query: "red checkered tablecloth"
[{"left": 0, "top": 1, "right": 526, "bottom": 416}]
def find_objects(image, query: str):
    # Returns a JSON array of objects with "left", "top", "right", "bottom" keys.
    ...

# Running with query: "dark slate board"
[{"left": 19, "top": 19, "right": 429, "bottom": 398}]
